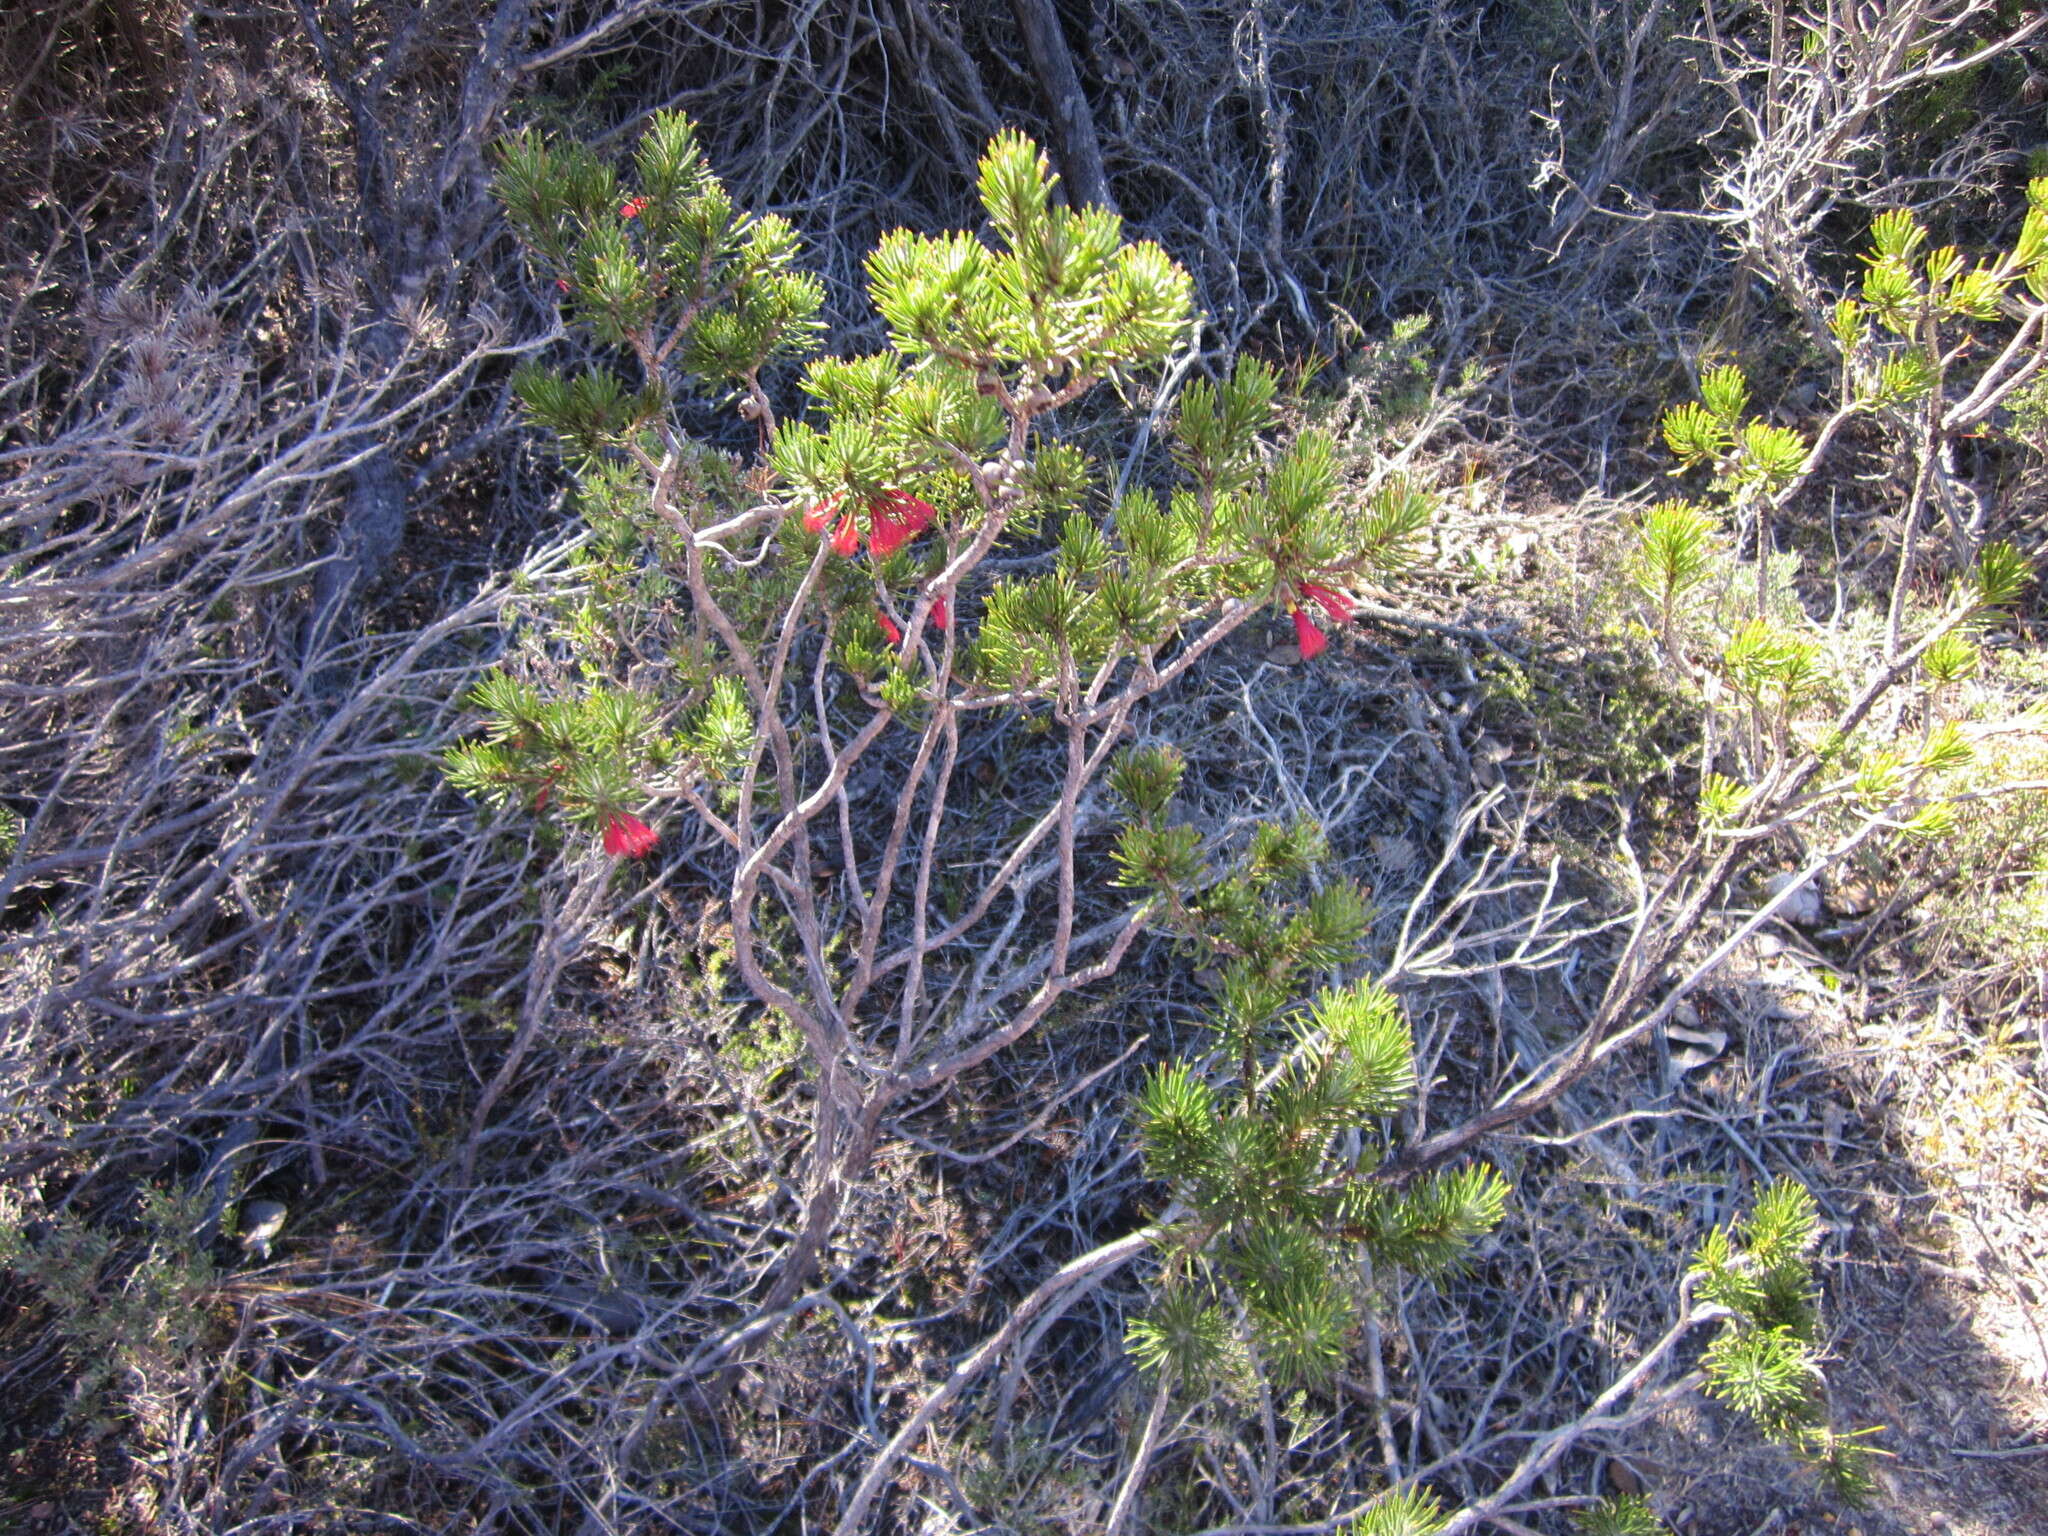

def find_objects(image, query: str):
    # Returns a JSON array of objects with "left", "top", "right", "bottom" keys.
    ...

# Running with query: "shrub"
[
  {"left": 445, "top": 115, "right": 1441, "bottom": 1310},
  {"left": 0, "top": 1186, "right": 217, "bottom": 1429}
]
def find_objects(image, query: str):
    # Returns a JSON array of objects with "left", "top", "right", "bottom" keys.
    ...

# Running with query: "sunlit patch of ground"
[{"left": 1628, "top": 947, "right": 2048, "bottom": 1536}]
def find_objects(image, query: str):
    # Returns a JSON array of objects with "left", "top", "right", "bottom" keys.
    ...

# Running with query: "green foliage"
[
  {"left": 1660, "top": 362, "right": 1811, "bottom": 504},
  {"left": 495, "top": 112, "right": 823, "bottom": 372},
  {"left": 1720, "top": 619, "right": 1825, "bottom": 709},
  {"left": 1867, "top": 207, "right": 1927, "bottom": 264},
  {"left": 1649, "top": 183, "right": 2048, "bottom": 757},
  {"left": 1660, "top": 400, "right": 1728, "bottom": 469},
  {"left": 1972, "top": 540, "right": 2031, "bottom": 610},
  {"left": 1125, "top": 1285, "right": 1233, "bottom": 1379},
  {"left": 1357, "top": 1163, "right": 1511, "bottom": 1277},
  {"left": 1698, "top": 771, "right": 1749, "bottom": 826},
  {"left": 1828, "top": 296, "right": 1867, "bottom": 349},
  {"left": 1692, "top": 1178, "right": 1819, "bottom": 1331},
  {"left": 1868, "top": 349, "right": 1936, "bottom": 406},
  {"left": 1345, "top": 1485, "right": 1448, "bottom": 1536},
  {"left": 1122, "top": 785, "right": 1503, "bottom": 1395},
  {"left": 1573, "top": 1494, "right": 1669, "bottom": 1535},
  {"left": 1109, "top": 742, "right": 1188, "bottom": 823},
  {"left": 0, "top": 1187, "right": 217, "bottom": 1422},
  {"left": 1734, "top": 421, "right": 1808, "bottom": 491},
  {"left": 1857, "top": 188, "right": 2048, "bottom": 336},
  {"left": 443, "top": 672, "right": 667, "bottom": 831},
  {"left": 685, "top": 676, "right": 753, "bottom": 780},
  {"left": 1628, "top": 499, "right": 1720, "bottom": 618},
  {"left": 1689, "top": 1180, "right": 1880, "bottom": 1502},
  {"left": 1702, "top": 1324, "right": 1818, "bottom": 1435},
  {"left": 1113, "top": 821, "right": 1207, "bottom": 895},
  {"left": 1175, "top": 356, "right": 1281, "bottom": 497},
  {"left": 1354, "top": 476, "right": 1436, "bottom": 568},
  {"left": 451, "top": 114, "right": 1447, "bottom": 873},
  {"left": 512, "top": 364, "right": 668, "bottom": 460},
  {"left": 1617, "top": 183, "right": 2043, "bottom": 929},
  {"left": 1920, "top": 629, "right": 1979, "bottom": 687},
  {"left": 448, "top": 112, "right": 1468, "bottom": 1524},
  {"left": 864, "top": 130, "right": 1190, "bottom": 385},
  {"left": 1698, "top": 362, "right": 1750, "bottom": 424},
  {"left": 1917, "top": 719, "right": 1973, "bottom": 775}
]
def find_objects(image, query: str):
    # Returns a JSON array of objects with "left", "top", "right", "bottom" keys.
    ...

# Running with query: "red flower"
[
  {"left": 800, "top": 488, "right": 937, "bottom": 560},
  {"left": 602, "top": 812, "right": 659, "bottom": 859},
  {"left": 620, "top": 196, "right": 649, "bottom": 219},
  {"left": 802, "top": 492, "right": 842, "bottom": 535},
  {"left": 1299, "top": 582, "right": 1355, "bottom": 624},
  {"left": 877, "top": 609, "right": 903, "bottom": 645},
  {"left": 1291, "top": 606, "right": 1327, "bottom": 660},
  {"left": 868, "top": 490, "right": 936, "bottom": 558},
  {"left": 931, "top": 593, "right": 951, "bottom": 630},
  {"left": 555, "top": 277, "right": 572, "bottom": 294},
  {"left": 829, "top": 513, "right": 860, "bottom": 558}
]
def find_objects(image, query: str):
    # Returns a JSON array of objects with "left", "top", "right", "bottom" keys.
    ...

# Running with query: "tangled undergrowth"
[{"left": 5, "top": 2, "right": 2048, "bottom": 1533}]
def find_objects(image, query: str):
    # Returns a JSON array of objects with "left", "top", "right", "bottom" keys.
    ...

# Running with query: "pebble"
[
  {"left": 238, "top": 1199, "right": 288, "bottom": 1260},
  {"left": 1766, "top": 869, "right": 1823, "bottom": 926}
]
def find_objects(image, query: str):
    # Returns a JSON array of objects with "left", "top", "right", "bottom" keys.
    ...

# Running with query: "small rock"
[
  {"left": 1766, "top": 870, "right": 1823, "bottom": 927},
  {"left": 237, "top": 1200, "right": 288, "bottom": 1261},
  {"left": 1759, "top": 988, "right": 1805, "bottom": 1020},
  {"left": 541, "top": 1284, "right": 646, "bottom": 1335},
  {"left": 1370, "top": 834, "right": 1418, "bottom": 873},
  {"left": 1822, "top": 1101, "right": 1847, "bottom": 1161},
  {"left": 1667, "top": 1022, "right": 1728, "bottom": 1076}
]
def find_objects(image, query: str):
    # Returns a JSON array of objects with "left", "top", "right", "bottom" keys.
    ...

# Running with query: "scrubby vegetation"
[{"left": 5, "top": 2, "right": 2048, "bottom": 1533}]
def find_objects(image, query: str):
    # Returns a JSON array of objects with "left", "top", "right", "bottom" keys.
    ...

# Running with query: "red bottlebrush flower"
[
  {"left": 601, "top": 812, "right": 658, "bottom": 859},
  {"left": 533, "top": 783, "right": 550, "bottom": 811},
  {"left": 1299, "top": 581, "right": 1355, "bottom": 624},
  {"left": 555, "top": 277, "right": 572, "bottom": 294},
  {"left": 891, "top": 491, "right": 936, "bottom": 532},
  {"left": 931, "top": 594, "right": 951, "bottom": 630},
  {"left": 1291, "top": 606, "right": 1327, "bottom": 660},
  {"left": 802, "top": 492, "right": 842, "bottom": 535},
  {"left": 867, "top": 490, "right": 936, "bottom": 558},
  {"left": 877, "top": 610, "right": 903, "bottom": 645},
  {"left": 620, "top": 196, "right": 649, "bottom": 219},
  {"left": 829, "top": 513, "right": 860, "bottom": 558}
]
